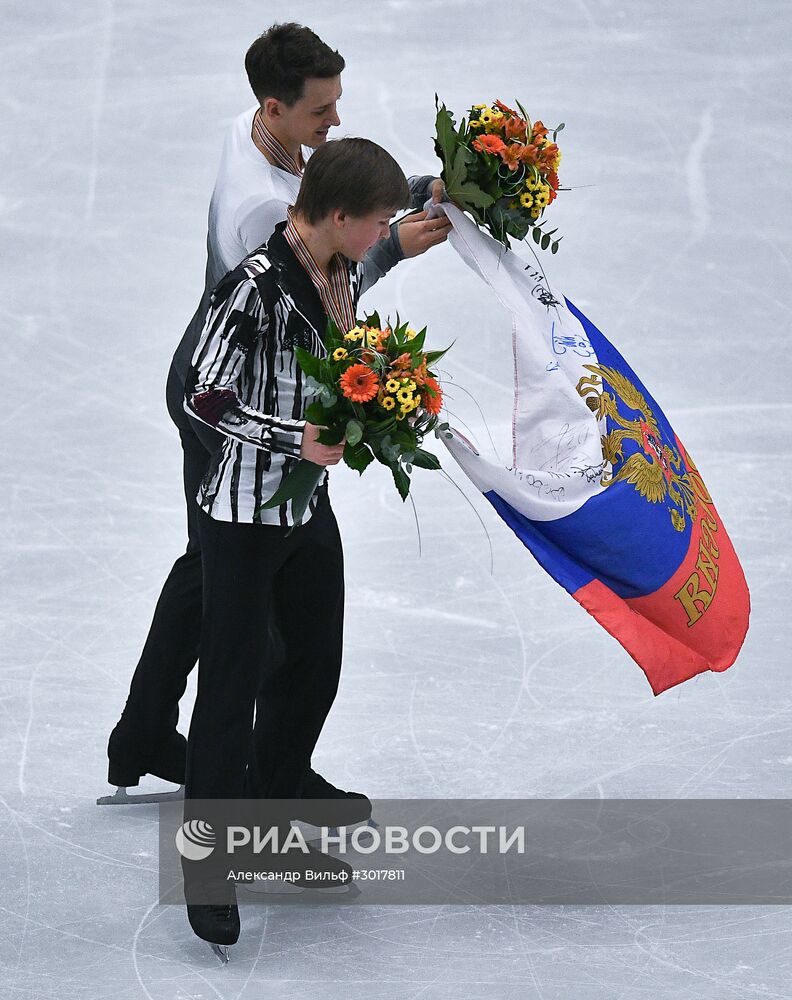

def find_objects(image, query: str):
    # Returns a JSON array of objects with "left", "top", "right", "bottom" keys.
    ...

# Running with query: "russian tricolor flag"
[{"left": 434, "top": 204, "right": 750, "bottom": 695}]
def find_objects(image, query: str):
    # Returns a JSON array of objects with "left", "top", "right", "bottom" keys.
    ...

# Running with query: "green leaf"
[
  {"left": 380, "top": 435, "right": 401, "bottom": 463},
  {"left": 448, "top": 181, "right": 495, "bottom": 211},
  {"left": 324, "top": 317, "right": 343, "bottom": 344},
  {"left": 406, "top": 327, "right": 427, "bottom": 354},
  {"left": 411, "top": 448, "right": 441, "bottom": 471},
  {"left": 515, "top": 100, "right": 532, "bottom": 134},
  {"left": 551, "top": 240, "right": 560, "bottom": 254},
  {"left": 447, "top": 144, "right": 468, "bottom": 189},
  {"left": 391, "top": 463, "right": 411, "bottom": 501},
  {"left": 345, "top": 418, "right": 364, "bottom": 446},
  {"left": 366, "top": 416, "right": 397, "bottom": 434},
  {"left": 307, "top": 382, "right": 336, "bottom": 407},
  {"left": 257, "top": 459, "right": 325, "bottom": 526},
  {"left": 541, "top": 233, "right": 551, "bottom": 250},
  {"left": 423, "top": 344, "right": 453, "bottom": 366},
  {"left": 294, "top": 348, "right": 321, "bottom": 379},
  {"left": 302, "top": 375, "right": 322, "bottom": 399},
  {"left": 304, "top": 401, "right": 327, "bottom": 424},
  {"left": 343, "top": 441, "right": 374, "bottom": 474},
  {"left": 532, "top": 227, "right": 542, "bottom": 244},
  {"left": 317, "top": 425, "right": 345, "bottom": 446},
  {"left": 434, "top": 102, "right": 459, "bottom": 172}
]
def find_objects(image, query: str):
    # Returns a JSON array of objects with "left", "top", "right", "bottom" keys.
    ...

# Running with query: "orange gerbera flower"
[
  {"left": 339, "top": 364, "right": 379, "bottom": 403},
  {"left": 504, "top": 116, "right": 528, "bottom": 141},
  {"left": 472, "top": 134, "right": 507, "bottom": 156},
  {"left": 421, "top": 376, "right": 443, "bottom": 415},
  {"left": 499, "top": 143, "right": 524, "bottom": 171}
]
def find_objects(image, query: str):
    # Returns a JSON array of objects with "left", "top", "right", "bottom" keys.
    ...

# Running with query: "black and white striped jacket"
[{"left": 185, "top": 222, "right": 362, "bottom": 526}]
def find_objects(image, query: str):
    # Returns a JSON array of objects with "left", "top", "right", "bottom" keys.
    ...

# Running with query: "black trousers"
[
  {"left": 186, "top": 500, "right": 345, "bottom": 801},
  {"left": 116, "top": 419, "right": 207, "bottom": 744}
]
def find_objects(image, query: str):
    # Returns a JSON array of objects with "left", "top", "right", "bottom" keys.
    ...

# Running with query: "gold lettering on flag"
[{"left": 674, "top": 458, "right": 720, "bottom": 627}]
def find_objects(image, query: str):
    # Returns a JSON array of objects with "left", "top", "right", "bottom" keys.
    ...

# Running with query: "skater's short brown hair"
[
  {"left": 245, "top": 23, "right": 345, "bottom": 106},
  {"left": 293, "top": 138, "right": 411, "bottom": 224}
]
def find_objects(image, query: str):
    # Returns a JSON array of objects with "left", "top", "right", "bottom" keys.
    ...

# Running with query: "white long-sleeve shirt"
[{"left": 205, "top": 106, "right": 302, "bottom": 288}]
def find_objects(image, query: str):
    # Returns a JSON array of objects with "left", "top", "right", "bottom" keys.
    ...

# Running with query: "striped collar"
[
  {"left": 251, "top": 110, "right": 304, "bottom": 176},
  {"left": 283, "top": 209, "right": 357, "bottom": 336}
]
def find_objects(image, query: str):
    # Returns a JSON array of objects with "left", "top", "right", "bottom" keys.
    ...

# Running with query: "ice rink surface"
[{"left": 2, "top": 0, "right": 791, "bottom": 995}]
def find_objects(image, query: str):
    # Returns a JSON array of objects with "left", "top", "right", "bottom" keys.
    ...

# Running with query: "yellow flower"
[
  {"left": 344, "top": 325, "right": 365, "bottom": 342},
  {"left": 366, "top": 328, "right": 382, "bottom": 347},
  {"left": 530, "top": 206, "right": 542, "bottom": 219},
  {"left": 381, "top": 396, "right": 395, "bottom": 411},
  {"left": 524, "top": 176, "right": 538, "bottom": 192},
  {"left": 405, "top": 327, "right": 417, "bottom": 340},
  {"left": 469, "top": 119, "right": 484, "bottom": 130},
  {"left": 520, "top": 192, "right": 534, "bottom": 208},
  {"left": 332, "top": 347, "right": 348, "bottom": 361},
  {"left": 478, "top": 108, "right": 504, "bottom": 131},
  {"left": 385, "top": 378, "right": 401, "bottom": 393},
  {"left": 396, "top": 388, "right": 414, "bottom": 404},
  {"left": 472, "top": 103, "right": 487, "bottom": 110}
]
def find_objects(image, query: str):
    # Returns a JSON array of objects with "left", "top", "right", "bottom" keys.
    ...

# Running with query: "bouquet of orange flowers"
[
  {"left": 434, "top": 96, "right": 564, "bottom": 250},
  {"left": 260, "top": 314, "right": 450, "bottom": 524}
]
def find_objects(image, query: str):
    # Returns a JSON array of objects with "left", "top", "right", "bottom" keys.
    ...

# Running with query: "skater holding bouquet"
[{"left": 181, "top": 138, "right": 411, "bottom": 951}]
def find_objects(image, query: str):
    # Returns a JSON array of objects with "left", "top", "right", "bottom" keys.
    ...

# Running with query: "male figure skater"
[
  {"left": 181, "top": 137, "right": 412, "bottom": 950},
  {"left": 106, "top": 23, "right": 450, "bottom": 815}
]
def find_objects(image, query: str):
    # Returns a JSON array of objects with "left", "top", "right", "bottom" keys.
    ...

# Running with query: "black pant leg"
[
  {"left": 186, "top": 510, "right": 288, "bottom": 800},
  {"left": 114, "top": 423, "right": 208, "bottom": 742},
  {"left": 247, "top": 499, "right": 346, "bottom": 798}
]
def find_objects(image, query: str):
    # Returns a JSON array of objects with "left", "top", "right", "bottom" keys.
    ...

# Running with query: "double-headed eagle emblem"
[{"left": 576, "top": 365, "right": 697, "bottom": 532}]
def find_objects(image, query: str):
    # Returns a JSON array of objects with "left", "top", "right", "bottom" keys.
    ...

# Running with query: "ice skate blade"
[
  {"left": 210, "top": 943, "right": 230, "bottom": 963},
  {"left": 242, "top": 879, "right": 351, "bottom": 896},
  {"left": 96, "top": 785, "right": 185, "bottom": 805}
]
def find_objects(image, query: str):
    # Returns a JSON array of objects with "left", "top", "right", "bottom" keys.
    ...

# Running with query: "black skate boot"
[
  {"left": 291, "top": 768, "right": 373, "bottom": 829},
  {"left": 184, "top": 877, "right": 240, "bottom": 962},
  {"left": 98, "top": 725, "right": 187, "bottom": 804},
  {"left": 244, "top": 837, "right": 353, "bottom": 896}
]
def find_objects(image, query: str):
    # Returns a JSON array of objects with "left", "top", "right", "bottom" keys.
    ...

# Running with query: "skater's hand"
[
  {"left": 397, "top": 211, "right": 452, "bottom": 258},
  {"left": 429, "top": 178, "right": 446, "bottom": 204},
  {"left": 301, "top": 423, "right": 345, "bottom": 465}
]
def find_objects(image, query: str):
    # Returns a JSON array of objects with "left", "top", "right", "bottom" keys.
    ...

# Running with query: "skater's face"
[
  {"left": 332, "top": 207, "right": 396, "bottom": 261},
  {"left": 264, "top": 76, "right": 342, "bottom": 149}
]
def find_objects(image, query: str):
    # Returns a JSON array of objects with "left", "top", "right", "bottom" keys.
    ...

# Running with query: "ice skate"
[
  {"left": 184, "top": 875, "right": 240, "bottom": 960},
  {"left": 294, "top": 767, "right": 375, "bottom": 824},
  {"left": 242, "top": 840, "right": 353, "bottom": 896},
  {"left": 97, "top": 727, "right": 187, "bottom": 805},
  {"left": 96, "top": 783, "right": 185, "bottom": 805}
]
